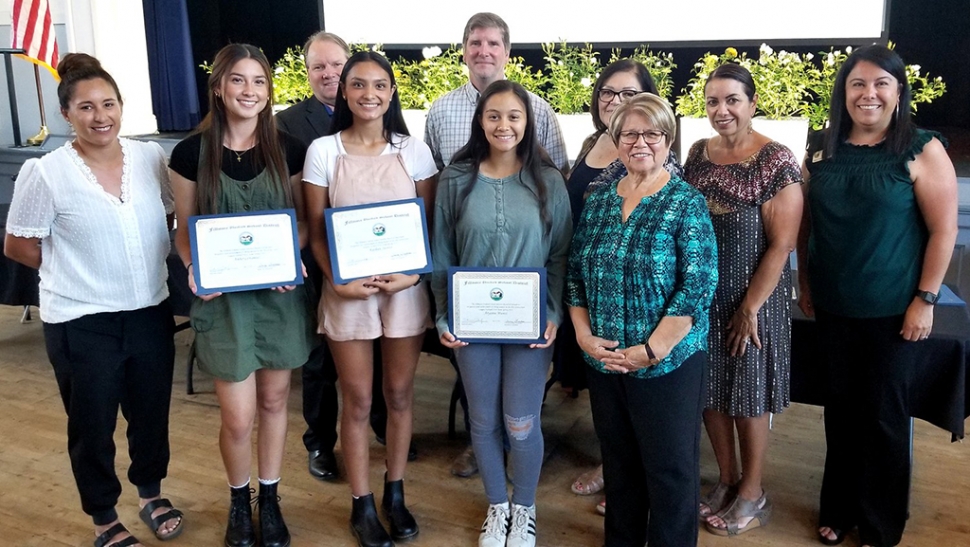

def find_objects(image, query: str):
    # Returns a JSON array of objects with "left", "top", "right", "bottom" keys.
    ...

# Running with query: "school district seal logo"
[
  {"left": 239, "top": 232, "right": 254, "bottom": 245},
  {"left": 372, "top": 223, "right": 386, "bottom": 236},
  {"left": 490, "top": 288, "right": 504, "bottom": 301}
]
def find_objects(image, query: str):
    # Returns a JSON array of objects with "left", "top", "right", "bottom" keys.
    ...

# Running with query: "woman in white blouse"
[{"left": 4, "top": 54, "right": 184, "bottom": 547}]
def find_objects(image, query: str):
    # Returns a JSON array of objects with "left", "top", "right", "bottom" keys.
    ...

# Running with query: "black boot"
[
  {"left": 350, "top": 493, "right": 393, "bottom": 547},
  {"left": 258, "top": 481, "right": 291, "bottom": 547},
  {"left": 225, "top": 485, "right": 256, "bottom": 547},
  {"left": 382, "top": 474, "right": 419, "bottom": 540}
]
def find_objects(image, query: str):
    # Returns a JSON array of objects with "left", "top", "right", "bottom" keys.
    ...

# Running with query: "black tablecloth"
[
  {"left": 791, "top": 302, "right": 970, "bottom": 439},
  {"left": 0, "top": 227, "right": 40, "bottom": 307}
]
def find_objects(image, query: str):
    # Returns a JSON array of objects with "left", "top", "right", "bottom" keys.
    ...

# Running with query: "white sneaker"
[
  {"left": 506, "top": 503, "right": 537, "bottom": 547},
  {"left": 478, "top": 502, "right": 511, "bottom": 547}
]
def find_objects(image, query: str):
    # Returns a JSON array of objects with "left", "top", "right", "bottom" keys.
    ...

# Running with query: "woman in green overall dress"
[
  {"left": 303, "top": 51, "right": 438, "bottom": 547},
  {"left": 170, "top": 44, "right": 314, "bottom": 547}
]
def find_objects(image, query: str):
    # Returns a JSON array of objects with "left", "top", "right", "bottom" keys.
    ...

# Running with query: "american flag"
[{"left": 11, "top": 0, "right": 59, "bottom": 79}]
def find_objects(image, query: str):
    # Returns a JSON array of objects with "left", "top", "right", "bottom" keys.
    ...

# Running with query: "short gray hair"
[{"left": 608, "top": 93, "right": 677, "bottom": 146}]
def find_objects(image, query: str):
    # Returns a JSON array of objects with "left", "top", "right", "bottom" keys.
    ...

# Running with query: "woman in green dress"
[{"left": 171, "top": 44, "right": 315, "bottom": 547}]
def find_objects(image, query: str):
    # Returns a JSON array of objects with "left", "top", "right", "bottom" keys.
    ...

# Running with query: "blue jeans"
[{"left": 454, "top": 343, "right": 553, "bottom": 506}]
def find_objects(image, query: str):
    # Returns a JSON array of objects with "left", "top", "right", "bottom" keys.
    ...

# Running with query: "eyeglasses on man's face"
[
  {"left": 597, "top": 88, "right": 643, "bottom": 103},
  {"left": 616, "top": 129, "right": 666, "bottom": 145}
]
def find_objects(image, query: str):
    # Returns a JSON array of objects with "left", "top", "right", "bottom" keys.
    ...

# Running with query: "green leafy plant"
[
  {"left": 609, "top": 46, "right": 677, "bottom": 100},
  {"left": 505, "top": 55, "right": 547, "bottom": 97},
  {"left": 803, "top": 47, "right": 848, "bottom": 130},
  {"left": 271, "top": 46, "right": 312, "bottom": 105},
  {"left": 675, "top": 45, "right": 815, "bottom": 120},
  {"left": 392, "top": 46, "right": 467, "bottom": 109},
  {"left": 541, "top": 41, "right": 600, "bottom": 114}
]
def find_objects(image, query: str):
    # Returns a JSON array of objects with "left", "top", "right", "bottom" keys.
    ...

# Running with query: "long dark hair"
[
  {"left": 194, "top": 44, "right": 290, "bottom": 215},
  {"left": 576, "top": 59, "right": 660, "bottom": 166},
  {"left": 451, "top": 80, "right": 555, "bottom": 234},
  {"left": 824, "top": 45, "right": 914, "bottom": 158},
  {"left": 327, "top": 51, "right": 409, "bottom": 145}
]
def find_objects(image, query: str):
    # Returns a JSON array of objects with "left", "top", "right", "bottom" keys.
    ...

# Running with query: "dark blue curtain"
[{"left": 142, "top": 0, "right": 200, "bottom": 131}]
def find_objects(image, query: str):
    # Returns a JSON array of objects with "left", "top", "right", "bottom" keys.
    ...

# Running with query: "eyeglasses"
[
  {"left": 616, "top": 130, "right": 666, "bottom": 145},
  {"left": 597, "top": 88, "right": 643, "bottom": 103}
]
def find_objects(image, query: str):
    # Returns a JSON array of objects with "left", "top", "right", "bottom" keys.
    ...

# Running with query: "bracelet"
[
  {"left": 645, "top": 342, "right": 657, "bottom": 361},
  {"left": 185, "top": 262, "right": 192, "bottom": 269}
]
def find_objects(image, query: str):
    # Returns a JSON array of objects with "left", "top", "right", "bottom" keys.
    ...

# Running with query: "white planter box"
[
  {"left": 402, "top": 109, "right": 428, "bottom": 143},
  {"left": 555, "top": 113, "right": 594, "bottom": 166},
  {"left": 678, "top": 116, "right": 810, "bottom": 162}
]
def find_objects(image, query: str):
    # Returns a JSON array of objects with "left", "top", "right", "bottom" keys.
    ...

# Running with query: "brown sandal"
[
  {"left": 705, "top": 492, "right": 772, "bottom": 536},
  {"left": 698, "top": 482, "right": 737, "bottom": 519}
]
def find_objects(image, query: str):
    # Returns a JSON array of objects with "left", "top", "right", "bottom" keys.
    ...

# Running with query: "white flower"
[
  {"left": 911, "top": 64, "right": 921, "bottom": 72},
  {"left": 580, "top": 77, "right": 591, "bottom": 87},
  {"left": 806, "top": 53, "right": 814, "bottom": 60},
  {"left": 760, "top": 43, "right": 774, "bottom": 56},
  {"left": 845, "top": 46, "right": 853, "bottom": 54},
  {"left": 275, "top": 66, "right": 285, "bottom": 74},
  {"left": 422, "top": 46, "right": 442, "bottom": 59},
  {"left": 558, "top": 60, "right": 564, "bottom": 66},
  {"left": 826, "top": 53, "right": 836, "bottom": 66}
]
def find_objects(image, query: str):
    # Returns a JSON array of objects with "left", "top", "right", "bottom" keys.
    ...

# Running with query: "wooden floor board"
[{"left": 1, "top": 305, "right": 967, "bottom": 546}]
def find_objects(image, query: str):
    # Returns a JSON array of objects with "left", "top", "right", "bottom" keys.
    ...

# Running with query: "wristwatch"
[{"left": 914, "top": 289, "right": 939, "bottom": 305}]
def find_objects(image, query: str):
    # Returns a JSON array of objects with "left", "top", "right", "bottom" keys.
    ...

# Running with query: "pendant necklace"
[{"left": 228, "top": 135, "right": 255, "bottom": 162}]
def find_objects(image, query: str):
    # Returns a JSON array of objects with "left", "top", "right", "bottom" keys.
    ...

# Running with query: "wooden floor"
[{"left": 1, "top": 305, "right": 967, "bottom": 547}]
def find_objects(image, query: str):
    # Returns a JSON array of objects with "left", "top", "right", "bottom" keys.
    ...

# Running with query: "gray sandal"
[
  {"left": 705, "top": 492, "right": 771, "bottom": 536},
  {"left": 698, "top": 482, "right": 737, "bottom": 519}
]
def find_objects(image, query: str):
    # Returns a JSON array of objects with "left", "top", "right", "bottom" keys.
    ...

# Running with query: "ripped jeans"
[{"left": 454, "top": 343, "right": 554, "bottom": 506}]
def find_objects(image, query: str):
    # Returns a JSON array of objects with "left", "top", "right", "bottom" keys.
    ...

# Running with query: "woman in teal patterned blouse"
[{"left": 566, "top": 93, "right": 718, "bottom": 547}]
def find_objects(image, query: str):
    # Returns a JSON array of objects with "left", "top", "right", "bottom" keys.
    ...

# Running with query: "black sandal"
[
  {"left": 94, "top": 523, "right": 140, "bottom": 547},
  {"left": 817, "top": 526, "right": 846, "bottom": 546},
  {"left": 138, "top": 498, "right": 185, "bottom": 541}
]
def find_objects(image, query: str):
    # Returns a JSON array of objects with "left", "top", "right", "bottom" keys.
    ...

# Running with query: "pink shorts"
[{"left": 319, "top": 280, "right": 431, "bottom": 341}]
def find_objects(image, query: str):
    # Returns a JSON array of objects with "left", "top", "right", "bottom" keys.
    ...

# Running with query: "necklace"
[{"left": 227, "top": 135, "right": 256, "bottom": 162}]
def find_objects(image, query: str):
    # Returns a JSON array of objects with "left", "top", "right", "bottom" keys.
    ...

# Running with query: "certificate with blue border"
[
  {"left": 448, "top": 267, "right": 547, "bottom": 344},
  {"left": 188, "top": 209, "right": 303, "bottom": 295},
  {"left": 325, "top": 198, "right": 432, "bottom": 284}
]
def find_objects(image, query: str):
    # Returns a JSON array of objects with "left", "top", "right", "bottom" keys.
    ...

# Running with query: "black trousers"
[
  {"left": 816, "top": 310, "right": 917, "bottom": 547},
  {"left": 44, "top": 302, "right": 176, "bottom": 525},
  {"left": 587, "top": 352, "right": 706, "bottom": 547}
]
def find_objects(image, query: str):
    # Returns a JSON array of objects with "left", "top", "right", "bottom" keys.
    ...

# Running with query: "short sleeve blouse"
[
  {"left": 303, "top": 132, "right": 438, "bottom": 188},
  {"left": 6, "top": 139, "right": 173, "bottom": 323}
]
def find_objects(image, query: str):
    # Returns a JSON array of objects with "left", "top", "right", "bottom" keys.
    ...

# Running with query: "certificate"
[
  {"left": 188, "top": 209, "right": 303, "bottom": 295},
  {"left": 325, "top": 198, "right": 432, "bottom": 284},
  {"left": 448, "top": 267, "right": 547, "bottom": 344}
]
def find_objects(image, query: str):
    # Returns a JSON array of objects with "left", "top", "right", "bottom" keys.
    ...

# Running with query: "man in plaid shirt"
[{"left": 423, "top": 12, "right": 568, "bottom": 172}]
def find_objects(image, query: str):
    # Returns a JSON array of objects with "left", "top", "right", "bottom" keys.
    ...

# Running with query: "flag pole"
[{"left": 26, "top": 64, "right": 50, "bottom": 146}]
